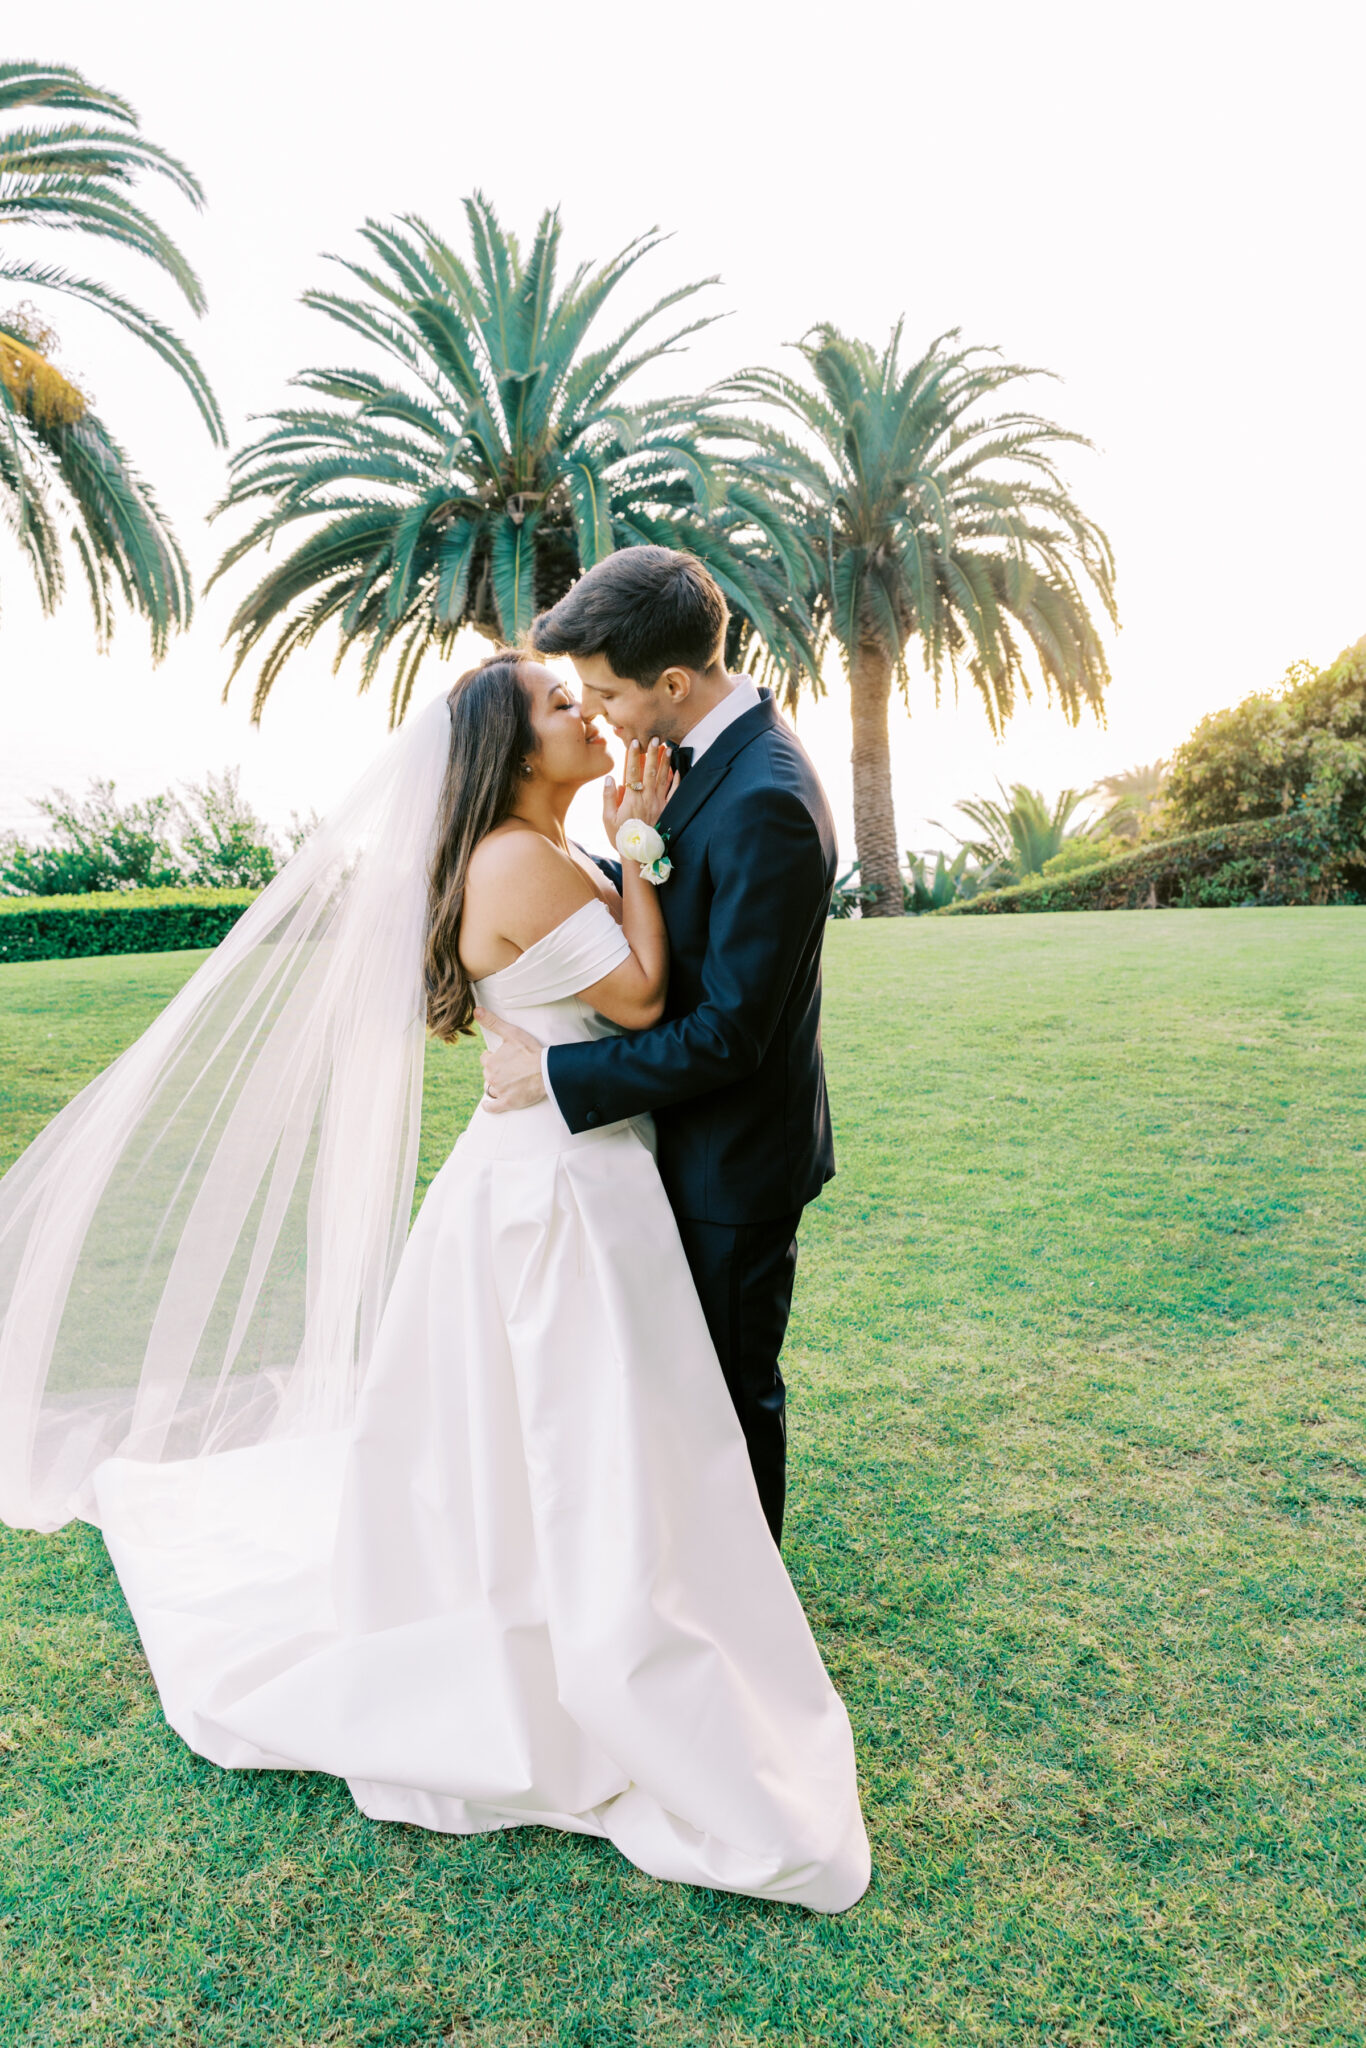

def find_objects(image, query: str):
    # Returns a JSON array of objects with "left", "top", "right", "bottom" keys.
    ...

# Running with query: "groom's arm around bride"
[{"left": 479, "top": 548, "right": 838, "bottom": 1544}]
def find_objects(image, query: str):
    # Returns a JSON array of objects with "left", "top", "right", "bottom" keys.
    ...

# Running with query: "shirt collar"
[{"left": 681, "top": 676, "right": 761, "bottom": 762}]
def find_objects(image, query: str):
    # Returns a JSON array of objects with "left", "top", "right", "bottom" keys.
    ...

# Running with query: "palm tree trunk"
[{"left": 850, "top": 642, "right": 904, "bottom": 917}]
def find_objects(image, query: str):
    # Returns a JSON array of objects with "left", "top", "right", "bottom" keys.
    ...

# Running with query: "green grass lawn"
[{"left": 2, "top": 910, "right": 1364, "bottom": 2047}]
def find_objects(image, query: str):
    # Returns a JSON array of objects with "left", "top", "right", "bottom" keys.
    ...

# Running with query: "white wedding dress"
[{"left": 87, "top": 900, "right": 870, "bottom": 1914}]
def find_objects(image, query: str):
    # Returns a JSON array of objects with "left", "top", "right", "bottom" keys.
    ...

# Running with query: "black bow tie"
[{"left": 669, "top": 744, "right": 694, "bottom": 780}]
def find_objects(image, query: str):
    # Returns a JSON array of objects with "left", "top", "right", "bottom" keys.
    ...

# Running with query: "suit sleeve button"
[{"left": 584, "top": 1109, "right": 600, "bottom": 1128}]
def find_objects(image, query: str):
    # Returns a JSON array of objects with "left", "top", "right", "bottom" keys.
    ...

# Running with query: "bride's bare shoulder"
[
  {"left": 463, "top": 824, "right": 598, "bottom": 954},
  {"left": 466, "top": 822, "right": 583, "bottom": 891}
]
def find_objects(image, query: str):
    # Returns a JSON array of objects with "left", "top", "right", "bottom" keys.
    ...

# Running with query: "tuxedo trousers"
[{"left": 674, "top": 1210, "right": 803, "bottom": 1546}]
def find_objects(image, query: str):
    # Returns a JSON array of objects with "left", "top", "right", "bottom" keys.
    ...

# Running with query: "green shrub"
[
  {"left": 827, "top": 850, "right": 999, "bottom": 917},
  {"left": 1040, "top": 833, "right": 1128, "bottom": 879},
  {"left": 827, "top": 864, "right": 880, "bottom": 918},
  {"left": 0, "top": 771, "right": 286, "bottom": 897},
  {"left": 904, "top": 848, "right": 991, "bottom": 913},
  {"left": 0, "top": 887, "right": 258, "bottom": 963},
  {"left": 943, "top": 783, "right": 1103, "bottom": 886},
  {"left": 1165, "top": 637, "right": 1366, "bottom": 843},
  {"left": 939, "top": 813, "right": 1366, "bottom": 915}
]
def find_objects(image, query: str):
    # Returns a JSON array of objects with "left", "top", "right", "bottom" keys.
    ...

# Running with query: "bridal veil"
[{"left": 0, "top": 693, "right": 452, "bottom": 1532}]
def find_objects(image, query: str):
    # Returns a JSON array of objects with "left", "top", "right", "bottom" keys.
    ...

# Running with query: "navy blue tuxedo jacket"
[{"left": 547, "top": 689, "right": 838, "bottom": 1225}]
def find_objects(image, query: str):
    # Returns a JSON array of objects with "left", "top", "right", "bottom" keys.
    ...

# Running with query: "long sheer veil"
[{"left": 0, "top": 693, "right": 453, "bottom": 1533}]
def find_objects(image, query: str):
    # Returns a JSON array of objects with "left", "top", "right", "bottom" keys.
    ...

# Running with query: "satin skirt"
[{"left": 92, "top": 1103, "right": 870, "bottom": 1913}]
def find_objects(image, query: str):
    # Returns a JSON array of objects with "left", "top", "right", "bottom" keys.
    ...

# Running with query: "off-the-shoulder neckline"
[{"left": 473, "top": 897, "right": 620, "bottom": 988}]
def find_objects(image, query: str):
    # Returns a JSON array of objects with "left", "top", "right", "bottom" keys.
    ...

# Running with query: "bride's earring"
[{"left": 520, "top": 761, "right": 532, "bottom": 778}]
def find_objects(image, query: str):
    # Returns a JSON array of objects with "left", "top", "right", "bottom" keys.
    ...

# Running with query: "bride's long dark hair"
[{"left": 425, "top": 651, "right": 537, "bottom": 1041}]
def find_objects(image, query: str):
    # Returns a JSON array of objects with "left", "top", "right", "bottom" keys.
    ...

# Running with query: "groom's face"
[{"left": 572, "top": 653, "right": 692, "bottom": 751}]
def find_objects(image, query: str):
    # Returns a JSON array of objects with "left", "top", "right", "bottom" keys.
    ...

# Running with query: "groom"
[{"left": 478, "top": 547, "right": 837, "bottom": 1545}]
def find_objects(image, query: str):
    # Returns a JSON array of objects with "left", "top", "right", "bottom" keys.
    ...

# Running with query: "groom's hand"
[{"left": 474, "top": 1009, "right": 548, "bottom": 1114}]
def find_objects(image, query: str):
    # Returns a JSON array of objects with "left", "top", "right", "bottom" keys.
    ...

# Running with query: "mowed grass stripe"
[{"left": 1, "top": 910, "right": 1363, "bottom": 2046}]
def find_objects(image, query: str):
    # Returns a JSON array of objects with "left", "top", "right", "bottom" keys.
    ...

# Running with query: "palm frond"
[
  {"left": 213, "top": 199, "right": 812, "bottom": 718},
  {"left": 489, "top": 508, "right": 540, "bottom": 641},
  {"left": 0, "top": 62, "right": 137, "bottom": 124},
  {"left": 555, "top": 449, "right": 614, "bottom": 568},
  {"left": 0, "top": 61, "right": 218, "bottom": 650},
  {"left": 1, "top": 383, "right": 191, "bottom": 655},
  {"left": 0, "top": 256, "right": 222, "bottom": 441},
  {"left": 723, "top": 323, "right": 1114, "bottom": 705}
]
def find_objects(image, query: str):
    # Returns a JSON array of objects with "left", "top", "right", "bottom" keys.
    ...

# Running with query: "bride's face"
[{"left": 522, "top": 662, "right": 611, "bottom": 788}]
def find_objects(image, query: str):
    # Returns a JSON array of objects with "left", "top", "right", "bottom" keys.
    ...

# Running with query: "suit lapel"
[{"left": 659, "top": 690, "right": 779, "bottom": 842}]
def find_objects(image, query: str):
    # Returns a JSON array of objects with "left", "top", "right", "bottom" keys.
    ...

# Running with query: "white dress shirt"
[
  {"left": 537, "top": 679, "right": 764, "bottom": 1114},
  {"left": 678, "top": 675, "right": 761, "bottom": 761}
]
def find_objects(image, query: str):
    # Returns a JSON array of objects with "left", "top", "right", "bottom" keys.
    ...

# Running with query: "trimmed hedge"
[
  {"left": 0, "top": 887, "right": 259, "bottom": 963},
  {"left": 939, "top": 814, "right": 1366, "bottom": 916}
]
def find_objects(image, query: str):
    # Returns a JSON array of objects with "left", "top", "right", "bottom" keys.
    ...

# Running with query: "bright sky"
[{"left": 2, "top": 0, "right": 1363, "bottom": 865}]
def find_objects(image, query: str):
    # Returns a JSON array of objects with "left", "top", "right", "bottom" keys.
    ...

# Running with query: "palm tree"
[
  {"left": 718, "top": 326, "right": 1118, "bottom": 914},
  {"left": 211, "top": 196, "right": 813, "bottom": 722},
  {"left": 1094, "top": 759, "right": 1168, "bottom": 840},
  {"left": 0, "top": 61, "right": 224, "bottom": 653},
  {"left": 941, "top": 782, "right": 1104, "bottom": 883}
]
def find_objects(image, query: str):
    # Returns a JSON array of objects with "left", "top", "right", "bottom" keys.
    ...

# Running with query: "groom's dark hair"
[{"left": 531, "top": 546, "right": 727, "bottom": 686}]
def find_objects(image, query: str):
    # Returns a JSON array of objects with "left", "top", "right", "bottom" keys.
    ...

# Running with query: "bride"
[{"left": 0, "top": 651, "right": 870, "bottom": 1913}]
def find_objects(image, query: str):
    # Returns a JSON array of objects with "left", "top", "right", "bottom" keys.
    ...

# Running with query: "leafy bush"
[
  {"left": 940, "top": 813, "right": 1365, "bottom": 915},
  {"left": 938, "top": 782, "right": 1115, "bottom": 887},
  {"left": 828, "top": 849, "right": 999, "bottom": 917},
  {"left": 0, "top": 770, "right": 285, "bottom": 897},
  {"left": 174, "top": 772, "right": 286, "bottom": 888},
  {"left": 828, "top": 865, "right": 880, "bottom": 918},
  {"left": 948, "top": 636, "right": 1366, "bottom": 917},
  {"left": 1165, "top": 638, "right": 1366, "bottom": 845},
  {"left": 1040, "top": 834, "right": 1129, "bottom": 879},
  {"left": 0, "top": 783, "right": 182, "bottom": 895},
  {"left": 0, "top": 888, "right": 258, "bottom": 963},
  {"left": 905, "top": 850, "right": 968, "bottom": 913},
  {"left": 904, "top": 847, "right": 1000, "bottom": 912}
]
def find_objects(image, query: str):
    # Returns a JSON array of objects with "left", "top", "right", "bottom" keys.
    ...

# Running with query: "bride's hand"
[{"left": 602, "top": 738, "right": 677, "bottom": 842}]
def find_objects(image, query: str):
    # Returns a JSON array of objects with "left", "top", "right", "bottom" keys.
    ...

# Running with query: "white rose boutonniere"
[{"left": 616, "top": 818, "right": 673, "bottom": 886}]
